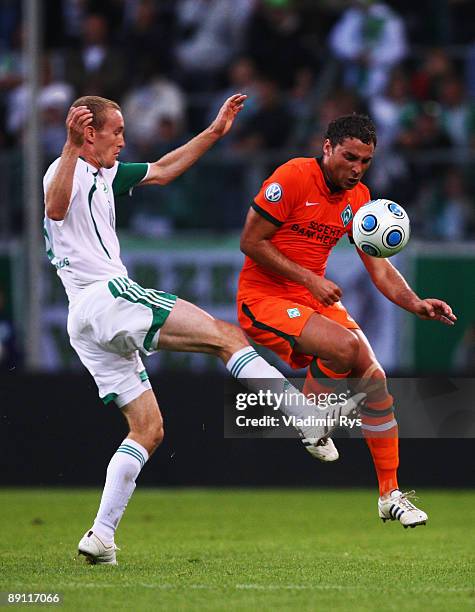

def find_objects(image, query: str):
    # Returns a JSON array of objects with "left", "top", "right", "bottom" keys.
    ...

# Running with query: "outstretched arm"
[
  {"left": 141, "top": 93, "right": 247, "bottom": 186},
  {"left": 358, "top": 250, "right": 457, "bottom": 325}
]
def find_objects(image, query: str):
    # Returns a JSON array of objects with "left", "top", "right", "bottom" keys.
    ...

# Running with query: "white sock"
[
  {"left": 92, "top": 438, "right": 149, "bottom": 542},
  {"left": 226, "top": 346, "right": 282, "bottom": 380},
  {"left": 226, "top": 346, "right": 323, "bottom": 438}
]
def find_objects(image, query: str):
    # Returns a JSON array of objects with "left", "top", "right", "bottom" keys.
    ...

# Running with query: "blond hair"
[{"left": 71, "top": 95, "right": 121, "bottom": 130}]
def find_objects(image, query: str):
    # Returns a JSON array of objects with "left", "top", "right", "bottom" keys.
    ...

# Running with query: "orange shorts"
[{"left": 238, "top": 297, "right": 359, "bottom": 369}]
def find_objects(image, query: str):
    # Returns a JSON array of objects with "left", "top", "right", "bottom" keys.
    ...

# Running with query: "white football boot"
[
  {"left": 303, "top": 437, "right": 339, "bottom": 462},
  {"left": 78, "top": 530, "right": 119, "bottom": 565},
  {"left": 301, "top": 390, "right": 366, "bottom": 459},
  {"left": 378, "top": 489, "right": 428, "bottom": 528}
]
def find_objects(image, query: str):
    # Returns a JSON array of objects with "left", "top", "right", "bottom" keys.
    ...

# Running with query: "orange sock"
[
  {"left": 361, "top": 395, "right": 399, "bottom": 496},
  {"left": 303, "top": 357, "right": 350, "bottom": 396},
  {"left": 308, "top": 358, "right": 399, "bottom": 495}
]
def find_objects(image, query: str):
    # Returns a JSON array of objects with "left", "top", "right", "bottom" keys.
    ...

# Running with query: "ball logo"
[
  {"left": 361, "top": 243, "right": 379, "bottom": 257},
  {"left": 362, "top": 214, "right": 377, "bottom": 232},
  {"left": 388, "top": 202, "right": 404, "bottom": 218},
  {"left": 265, "top": 183, "right": 283, "bottom": 203},
  {"left": 386, "top": 229, "right": 403, "bottom": 246}
]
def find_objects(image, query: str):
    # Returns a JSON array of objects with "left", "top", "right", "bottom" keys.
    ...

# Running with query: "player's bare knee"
[
  {"left": 147, "top": 411, "right": 164, "bottom": 449},
  {"left": 139, "top": 426, "right": 164, "bottom": 454},
  {"left": 335, "top": 333, "right": 360, "bottom": 371},
  {"left": 149, "top": 421, "right": 164, "bottom": 450},
  {"left": 130, "top": 414, "right": 164, "bottom": 454}
]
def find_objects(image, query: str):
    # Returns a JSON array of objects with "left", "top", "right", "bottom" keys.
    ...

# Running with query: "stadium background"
[{"left": 0, "top": 2, "right": 474, "bottom": 492}]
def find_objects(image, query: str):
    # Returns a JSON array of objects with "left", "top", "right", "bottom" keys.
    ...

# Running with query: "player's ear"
[
  {"left": 323, "top": 138, "right": 332, "bottom": 157},
  {"left": 84, "top": 125, "right": 95, "bottom": 144}
]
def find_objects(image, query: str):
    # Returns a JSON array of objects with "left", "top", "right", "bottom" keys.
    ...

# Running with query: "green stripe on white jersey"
[{"left": 107, "top": 277, "right": 177, "bottom": 351}]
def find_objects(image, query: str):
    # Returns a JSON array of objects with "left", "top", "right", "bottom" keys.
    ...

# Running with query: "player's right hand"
[
  {"left": 306, "top": 274, "right": 342, "bottom": 306},
  {"left": 66, "top": 105, "right": 93, "bottom": 148}
]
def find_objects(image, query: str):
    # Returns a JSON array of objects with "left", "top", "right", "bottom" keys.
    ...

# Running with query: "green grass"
[{"left": 0, "top": 489, "right": 473, "bottom": 611}]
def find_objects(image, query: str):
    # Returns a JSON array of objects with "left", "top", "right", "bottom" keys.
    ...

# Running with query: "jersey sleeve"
[
  {"left": 252, "top": 162, "right": 303, "bottom": 227},
  {"left": 112, "top": 162, "right": 150, "bottom": 197}
]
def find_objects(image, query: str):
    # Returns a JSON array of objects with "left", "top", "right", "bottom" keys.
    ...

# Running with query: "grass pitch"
[{"left": 0, "top": 489, "right": 473, "bottom": 611}]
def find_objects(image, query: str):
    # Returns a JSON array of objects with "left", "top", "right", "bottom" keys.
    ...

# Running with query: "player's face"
[
  {"left": 93, "top": 109, "right": 125, "bottom": 169},
  {"left": 323, "top": 138, "right": 374, "bottom": 190}
]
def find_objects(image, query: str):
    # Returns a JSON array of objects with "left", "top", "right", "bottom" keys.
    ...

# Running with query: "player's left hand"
[
  {"left": 414, "top": 298, "right": 457, "bottom": 326},
  {"left": 210, "top": 93, "right": 247, "bottom": 137}
]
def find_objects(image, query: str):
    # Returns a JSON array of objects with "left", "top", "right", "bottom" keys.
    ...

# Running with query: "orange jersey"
[{"left": 238, "top": 157, "right": 371, "bottom": 302}]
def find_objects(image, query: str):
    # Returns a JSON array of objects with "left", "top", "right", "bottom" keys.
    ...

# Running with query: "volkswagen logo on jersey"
[
  {"left": 341, "top": 203, "right": 353, "bottom": 226},
  {"left": 265, "top": 182, "right": 283, "bottom": 203}
]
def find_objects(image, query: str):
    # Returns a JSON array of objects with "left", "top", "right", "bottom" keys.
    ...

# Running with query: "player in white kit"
[{"left": 43, "top": 95, "right": 365, "bottom": 565}]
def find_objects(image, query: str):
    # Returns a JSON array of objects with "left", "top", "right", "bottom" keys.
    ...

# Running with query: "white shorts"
[{"left": 67, "top": 276, "right": 177, "bottom": 408}]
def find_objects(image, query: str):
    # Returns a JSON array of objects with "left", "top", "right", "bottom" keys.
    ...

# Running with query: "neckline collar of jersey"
[
  {"left": 79, "top": 156, "right": 100, "bottom": 176},
  {"left": 315, "top": 157, "right": 346, "bottom": 195}
]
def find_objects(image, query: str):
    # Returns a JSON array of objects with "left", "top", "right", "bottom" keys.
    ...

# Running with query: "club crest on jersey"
[
  {"left": 265, "top": 182, "right": 283, "bottom": 203},
  {"left": 287, "top": 307, "right": 301, "bottom": 319},
  {"left": 341, "top": 203, "right": 353, "bottom": 226}
]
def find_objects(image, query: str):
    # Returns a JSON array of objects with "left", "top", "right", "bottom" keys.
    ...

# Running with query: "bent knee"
[
  {"left": 149, "top": 421, "right": 164, "bottom": 449},
  {"left": 130, "top": 417, "right": 164, "bottom": 454},
  {"left": 334, "top": 332, "right": 360, "bottom": 371}
]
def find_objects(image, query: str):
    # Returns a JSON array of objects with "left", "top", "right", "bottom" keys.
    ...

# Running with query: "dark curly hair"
[{"left": 325, "top": 114, "right": 377, "bottom": 148}]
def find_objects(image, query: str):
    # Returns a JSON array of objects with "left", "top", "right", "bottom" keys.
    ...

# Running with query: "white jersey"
[{"left": 43, "top": 157, "right": 149, "bottom": 303}]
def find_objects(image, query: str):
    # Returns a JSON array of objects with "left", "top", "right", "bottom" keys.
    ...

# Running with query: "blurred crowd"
[{"left": 1, "top": 0, "right": 475, "bottom": 239}]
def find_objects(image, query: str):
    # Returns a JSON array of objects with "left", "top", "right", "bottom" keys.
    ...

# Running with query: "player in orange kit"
[{"left": 237, "top": 114, "right": 456, "bottom": 528}]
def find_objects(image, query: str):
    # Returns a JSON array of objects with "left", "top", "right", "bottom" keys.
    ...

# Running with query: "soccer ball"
[{"left": 352, "top": 199, "right": 410, "bottom": 258}]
